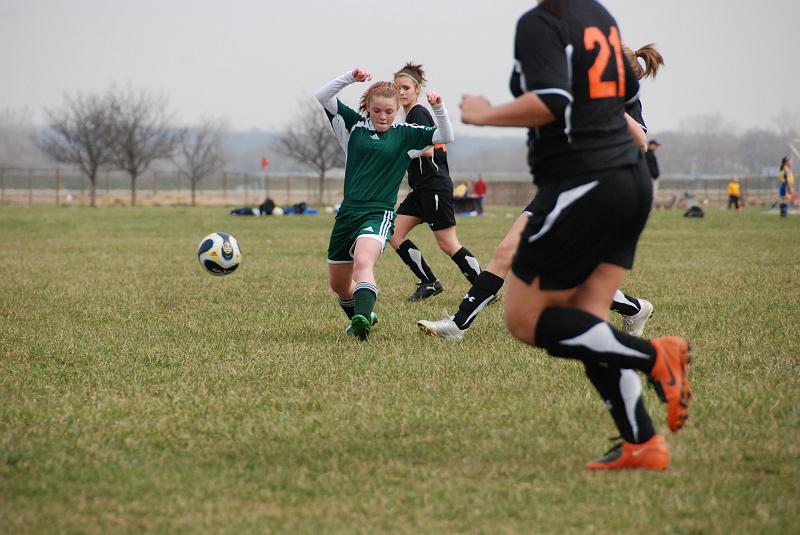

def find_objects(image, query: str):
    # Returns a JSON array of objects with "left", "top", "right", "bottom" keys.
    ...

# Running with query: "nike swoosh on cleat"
[{"left": 666, "top": 364, "right": 676, "bottom": 386}]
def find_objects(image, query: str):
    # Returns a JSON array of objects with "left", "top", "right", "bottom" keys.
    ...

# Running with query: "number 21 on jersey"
[{"left": 584, "top": 26, "right": 625, "bottom": 99}]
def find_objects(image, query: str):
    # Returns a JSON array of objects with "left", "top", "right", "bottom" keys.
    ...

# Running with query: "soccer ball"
[{"left": 197, "top": 232, "right": 242, "bottom": 276}]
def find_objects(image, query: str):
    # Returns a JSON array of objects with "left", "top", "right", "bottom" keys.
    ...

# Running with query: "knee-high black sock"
[
  {"left": 337, "top": 296, "right": 355, "bottom": 319},
  {"left": 534, "top": 307, "right": 657, "bottom": 372},
  {"left": 584, "top": 363, "right": 655, "bottom": 444},
  {"left": 396, "top": 240, "right": 436, "bottom": 283},
  {"left": 452, "top": 271, "right": 504, "bottom": 329},
  {"left": 450, "top": 247, "right": 481, "bottom": 283},
  {"left": 610, "top": 290, "right": 641, "bottom": 316}
]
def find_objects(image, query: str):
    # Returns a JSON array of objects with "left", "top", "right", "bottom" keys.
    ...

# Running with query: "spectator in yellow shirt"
[
  {"left": 453, "top": 181, "right": 469, "bottom": 199},
  {"left": 727, "top": 177, "right": 741, "bottom": 210}
]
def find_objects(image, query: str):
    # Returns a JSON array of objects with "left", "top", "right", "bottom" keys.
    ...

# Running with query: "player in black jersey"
[
  {"left": 458, "top": 0, "right": 691, "bottom": 470},
  {"left": 609, "top": 44, "right": 665, "bottom": 331},
  {"left": 390, "top": 62, "right": 482, "bottom": 301},
  {"left": 418, "top": 45, "right": 662, "bottom": 340}
]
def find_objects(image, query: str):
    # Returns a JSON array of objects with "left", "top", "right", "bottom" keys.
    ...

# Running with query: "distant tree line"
[
  {"left": 651, "top": 112, "right": 799, "bottom": 177},
  {"left": 0, "top": 86, "right": 229, "bottom": 207},
  {"left": 2, "top": 99, "right": 797, "bottom": 204}
]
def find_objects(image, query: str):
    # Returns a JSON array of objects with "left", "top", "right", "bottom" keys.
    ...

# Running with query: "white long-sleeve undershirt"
[
  {"left": 429, "top": 103, "right": 453, "bottom": 145},
  {"left": 315, "top": 71, "right": 356, "bottom": 115}
]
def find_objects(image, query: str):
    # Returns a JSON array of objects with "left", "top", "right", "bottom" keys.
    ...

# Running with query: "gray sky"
[{"left": 2, "top": 0, "right": 798, "bottom": 136}]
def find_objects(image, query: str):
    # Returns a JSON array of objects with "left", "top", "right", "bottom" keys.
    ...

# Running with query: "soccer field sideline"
[{"left": 1, "top": 205, "right": 798, "bottom": 533}]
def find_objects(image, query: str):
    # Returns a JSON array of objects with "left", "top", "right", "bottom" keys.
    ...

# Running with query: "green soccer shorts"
[{"left": 327, "top": 207, "right": 395, "bottom": 263}]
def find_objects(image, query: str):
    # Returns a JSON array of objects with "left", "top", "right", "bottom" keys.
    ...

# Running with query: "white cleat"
[
  {"left": 621, "top": 299, "right": 654, "bottom": 337},
  {"left": 417, "top": 310, "right": 466, "bottom": 341}
]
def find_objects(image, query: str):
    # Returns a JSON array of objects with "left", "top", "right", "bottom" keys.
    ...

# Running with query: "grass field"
[{"left": 2, "top": 204, "right": 799, "bottom": 534}]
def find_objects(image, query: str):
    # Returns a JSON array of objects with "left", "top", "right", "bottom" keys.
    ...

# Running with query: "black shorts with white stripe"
[
  {"left": 396, "top": 188, "right": 456, "bottom": 231},
  {"left": 511, "top": 160, "right": 652, "bottom": 290}
]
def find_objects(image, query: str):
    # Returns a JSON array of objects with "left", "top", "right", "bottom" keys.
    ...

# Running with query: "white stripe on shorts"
[
  {"left": 379, "top": 210, "right": 393, "bottom": 239},
  {"left": 527, "top": 180, "right": 598, "bottom": 243}
]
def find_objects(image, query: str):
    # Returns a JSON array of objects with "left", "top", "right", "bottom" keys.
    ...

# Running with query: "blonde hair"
[
  {"left": 393, "top": 62, "right": 427, "bottom": 87},
  {"left": 622, "top": 43, "right": 664, "bottom": 80},
  {"left": 358, "top": 81, "right": 399, "bottom": 113}
]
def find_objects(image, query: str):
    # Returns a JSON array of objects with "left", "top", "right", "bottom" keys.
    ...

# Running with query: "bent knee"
[
  {"left": 329, "top": 273, "right": 352, "bottom": 295},
  {"left": 503, "top": 310, "right": 536, "bottom": 346},
  {"left": 352, "top": 260, "right": 377, "bottom": 281},
  {"left": 389, "top": 234, "right": 405, "bottom": 249},
  {"left": 352, "top": 257, "right": 372, "bottom": 273},
  {"left": 329, "top": 280, "right": 350, "bottom": 296},
  {"left": 438, "top": 239, "right": 461, "bottom": 257}
]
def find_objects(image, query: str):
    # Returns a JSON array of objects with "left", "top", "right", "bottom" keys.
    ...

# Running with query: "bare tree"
[
  {"left": 38, "top": 93, "right": 114, "bottom": 207},
  {"left": 176, "top": 120, "right": 229, "bottom": 206},
  {"left": 276, "top": 99, "right": 345, "bottom": 203},
  {"left": 108, "top": 85, "right": 182, "bottom": 206}
]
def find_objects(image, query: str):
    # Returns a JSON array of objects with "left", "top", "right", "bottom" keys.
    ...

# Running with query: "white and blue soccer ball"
[{"left": 197, "top": 232, "right": 242, "bottom": 276}]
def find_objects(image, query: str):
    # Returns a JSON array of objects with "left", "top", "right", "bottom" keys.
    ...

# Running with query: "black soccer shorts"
[
  {"left": 512, "top": 161, "right": 652, "bottom": 290},
  {"left": 396, "top": 188, "right": 457, "bottom": 231}
]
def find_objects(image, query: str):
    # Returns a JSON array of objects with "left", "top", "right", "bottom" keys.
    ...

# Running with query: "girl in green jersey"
[{"left": 316, "top": 68, "right": 454, "bottom": 340}]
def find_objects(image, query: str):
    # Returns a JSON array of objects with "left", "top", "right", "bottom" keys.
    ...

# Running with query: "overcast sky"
[{"left": 2, "top": 0, "right": 798, "bottom": 137}]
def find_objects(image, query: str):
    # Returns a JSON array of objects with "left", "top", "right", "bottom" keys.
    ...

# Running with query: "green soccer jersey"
[{"left": 326, "top": 100, "right": 436, "bottom": 210}]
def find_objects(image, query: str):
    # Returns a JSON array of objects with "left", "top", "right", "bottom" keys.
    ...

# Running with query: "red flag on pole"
[{"left": 260, "top": 157, "right": 270, "bottom": 170}]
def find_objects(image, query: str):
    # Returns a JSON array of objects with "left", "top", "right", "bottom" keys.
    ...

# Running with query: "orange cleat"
[
  {"left": 585, "top": 434, "right": 669, "bottom": 470},
  {"left": 649, "top": 337, "right": 692, "bottom": 433}
]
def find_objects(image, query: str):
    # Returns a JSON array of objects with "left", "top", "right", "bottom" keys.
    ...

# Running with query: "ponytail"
[
  {"left": 393, "top": 62, "right": 427, "bottom": 87},
  {"left": 623, "top": 43, "right": 664, "bottom": 80}
]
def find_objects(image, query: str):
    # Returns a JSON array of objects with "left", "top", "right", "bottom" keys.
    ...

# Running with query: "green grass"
[{"left": 1, "top": 204, "right": 798, "bottom": 534}]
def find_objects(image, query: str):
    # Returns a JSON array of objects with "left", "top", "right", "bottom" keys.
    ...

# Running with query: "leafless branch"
[
  {"left": 37, "top": 93, "right": 114, "bottom": 206},
  {"left": 107, "top": 84, "right": 182, "bottom": 205},
  {"left": 175, "top": 119, "right": 229, "bottom": 205},
  {"left": 275, "top": 98, "right": 345, "bottom": 202}
]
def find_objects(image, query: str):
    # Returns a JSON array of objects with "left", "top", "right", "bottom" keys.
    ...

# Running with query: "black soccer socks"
[
  {"left": 450, "top": 247, "right": 481, "bottom": 283},
  {"left": 453, "top": 270, "right": 504, "bottom": 329},
  {"left": 534, "top": 307, "right": 657, "bottom": 372},
  {"left": 610, "top": 290, "right": 641, "bottom": 316},
  {"left": 584, "top": 363, "right": 656, "bottom": 444},
  {"left": 396, "top": 240, "right": 436, "bottom": 283}
]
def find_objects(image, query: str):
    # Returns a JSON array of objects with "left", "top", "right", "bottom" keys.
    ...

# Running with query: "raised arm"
[
  {"left": 427, "top": 91, "right": 454, "bottom": 145},
  {"left": 315, "top": 68, "right": 373, "bottom": 115}
]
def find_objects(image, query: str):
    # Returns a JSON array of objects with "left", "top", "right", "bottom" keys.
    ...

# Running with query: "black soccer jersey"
[
  {"left": 405, "top": 104, "right": 452, "bottom": 191},
  {"left": 511, "top": 0, "right": 641, "bottom": 185}
]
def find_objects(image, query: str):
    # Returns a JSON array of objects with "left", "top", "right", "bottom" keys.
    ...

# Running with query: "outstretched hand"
[
  {"left": 460, "top": 95, "right": 491, "bottom": 125},
  {"left": 426, "top": 91, "right": 443, "bottom": 107},
  {"left": 351, "top": 68, "right": 373, "bottom": 82}
]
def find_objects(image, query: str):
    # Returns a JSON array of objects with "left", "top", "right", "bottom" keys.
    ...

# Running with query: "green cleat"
[
  {"left": 345, "top": 313, "right": 378, "bottom": 338},
  {"left": 349, "top": 314, "right": 371, "bottom": 340}
]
